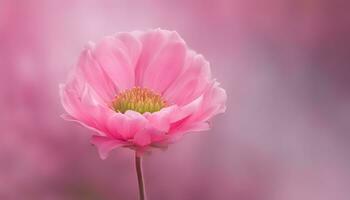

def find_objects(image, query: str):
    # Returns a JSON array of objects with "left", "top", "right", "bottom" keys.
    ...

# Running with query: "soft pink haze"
[{"left": 0, "top": 0, "right": 349, "bottom": 200}]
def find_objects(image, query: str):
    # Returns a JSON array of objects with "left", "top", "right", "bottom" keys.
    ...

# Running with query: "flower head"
[{"left": 60, "top": 29, "right": 226, "bottom": 159}]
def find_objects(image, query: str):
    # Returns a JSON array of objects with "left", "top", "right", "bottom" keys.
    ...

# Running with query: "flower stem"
[{"left": 135, "top": 153, "right": 146, "bottom": 200}]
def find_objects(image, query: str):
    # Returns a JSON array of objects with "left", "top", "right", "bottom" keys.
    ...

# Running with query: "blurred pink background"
[{"left": 1, "top": 0, "right": 349, "bottom": 199}]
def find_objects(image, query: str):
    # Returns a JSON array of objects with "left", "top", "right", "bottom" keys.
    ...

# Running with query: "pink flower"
[{"left": 60, "top": 29, "right": 226, "bottom": 159}]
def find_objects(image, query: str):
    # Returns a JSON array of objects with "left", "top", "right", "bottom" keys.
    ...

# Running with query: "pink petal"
[
  {"left": 91, "top": 36, "right": 139, "bottom": 91},
  {"left": 76, "top": 48, "right": 117, "bottom": 104},
  {"left": 133, "top": 129, "right": 152, "bottom": 146},
  {"left": 60, "top": 114, "right": 107, "bottom": 137},
  {"left": 135, "top": 29, "right": 186, "bottom": 92},
  {"left": 106, "top": 110, "right": 147, "bottom": 140},
  {"left": 60, "top": 83, "right": 94, "bottom": 125},
  {"left": 134, "top": 29, "right": 169, "bottom": 86},
  {"left": 168, "top": 82, "right": 226, "bottom": 135},
  {"left": 114, "top": 32, "right": 142, "bottom": 67},
  {"left": 144, "top": 105, "right": 178, "bottom": 132},
  {"left": 164, "top": 54, "right": 211, "bottom": 105},
  {"left": 191, "top": 82, "right": 227, "bottom": 122},
  {"left": 90, "top": 135, "right": 126, "bottom": 160},
  {"left": 61, "top": 82, "right": 117, "bottom": 138},
  {"left": 175, "top": 121, "right": 210, "bottom": 134},
  {"left": 166, "top": 121, "right": 210, "bottom": 144},
  {"left": 167, "top": 95, "right": 204, "bottom": 127},
  {"left": 60, "top": 65, "right": 107, "bottom": 125},
  {"left": 142, "top": 38, "right": 186, "bottom": 93}
]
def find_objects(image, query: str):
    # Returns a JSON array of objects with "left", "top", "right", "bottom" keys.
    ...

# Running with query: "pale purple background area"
[{"left": 1, "top": 0, "right": 349, "bottom": 199}]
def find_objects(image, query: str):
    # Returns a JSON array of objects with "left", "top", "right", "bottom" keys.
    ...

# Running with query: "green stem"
[{"left": 135, "top": 153, "right": 146, "bottom": 200}]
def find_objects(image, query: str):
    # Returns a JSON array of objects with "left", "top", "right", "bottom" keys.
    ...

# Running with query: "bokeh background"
[{"left": 1, "top": 0, "right": 349, "bottom": 199}]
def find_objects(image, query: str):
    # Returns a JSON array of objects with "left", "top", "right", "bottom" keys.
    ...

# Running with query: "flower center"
[{"left": 112, "top": 87, "right": 167, "bottom": 114}]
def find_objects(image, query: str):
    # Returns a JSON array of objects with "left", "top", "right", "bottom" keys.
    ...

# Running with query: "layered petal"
[
  {"left": 144, "top": 105, "right": 179, "bottom": 132},
  {"left": 60, "top": 75, "right": 97, "bottom": 129},
  {"left": 106, "top": 110, "right": 148, "bottom": 140},
  {"left": 60, "top": 73, "right": 117, "bottom": 137},
  {"left": 164, "top": 53, "right": 211, "bottom": 106},
  {"left": 90, "top": 136, "right": 127, "bottom": 160},
  {"left": 135, "top": 29, "right": 187, "bottom": 93},
  {"left": 189, "top": 82, "right": 227, "bottom": 122},
  {"left": 76, "top": 48, "right": 117, "bottom": 104},
  {"left": 168, "top": 81, "right": 227, "bottom": 135},
  {"left": 89, "top": 34, "right": 141, "bottom": 91}
]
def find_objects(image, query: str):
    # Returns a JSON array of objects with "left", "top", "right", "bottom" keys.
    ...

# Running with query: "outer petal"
[
  {"left": 76, "top": 48, "right": 117, "bottom": 104},
  {"left": 142, "top": 38, "right": 186, "bottom": 93},
  {"left": 60, "top": 80, "right": 97, "bottom": 129},
  {"left": 168, "top": 81, "right": 227, "bottom": 135},
  {"left": 173, "top": 122, "right": 210, "bottom": 135},
  {"left": 60, "top": 77, "right": 118, "bottom": 138},
  {"left": 134, "top": 29, "right": 169, "bottom": 86},
  {"left": 190, "top": 82, "right": 227, "bottom": 122},
  {"left": 135, "top": 29, "right": 187, "bottom": 93},
  {"left": 90, "top": 34, "right": 141, "bottom": 91},
  {"left": 115, "top": 32, "right": 142, "bottom": 67},
  {"left": 164, "top": 53, "right": 211, "bottom": 106},
  {"left": 90, "top": 135, "right": 126, "bottom": 160}
]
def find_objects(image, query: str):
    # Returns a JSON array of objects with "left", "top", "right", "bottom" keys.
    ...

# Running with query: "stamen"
[{"left": 112, "top": 87, "right": 167, "bottom": 114}]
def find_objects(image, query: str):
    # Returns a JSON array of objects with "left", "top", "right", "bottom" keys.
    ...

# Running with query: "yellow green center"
[{"left": 112, "top": 87, "right": 167, "bottom": 114}]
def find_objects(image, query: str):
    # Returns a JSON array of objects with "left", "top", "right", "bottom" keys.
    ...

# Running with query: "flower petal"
[
  {"left": 164, "top": 54, "right": 211, "bottom": 106},
  {"left": 76, "top": 48, "right": 117, "bottom": 104},
  {"left": 144, "top": 105, "right": 178, "bottom": 132},
  {"left": 91, "top": 36, "right": 139, "bottom": 91},
  {"left": 142, "top": 39, "right": 186, "bottom": 93},
  {"left": 190, "top": 82, "right": 227, "bottom": 122},
  {"left": 114, "top": 32, "right": 142, "bottom": 67},
  {"left": 135, "top": 29, "right": 186, "bottom": 93},
  {"left": 168, "top": 81, "right": 226, "bottom": 135},
  {"left": 60, "top": 82, "right": 96, "bottom": 127},
  {"left": 106, "top": 110, "right": 148, "bottom": 140},
  {"left": 60, "top": 81, "right": 117, "bottom": 138},
  {"left": 133, "top": 129, "right": 152, "bottom": 146},
  {"left": 134, "top": 29, "right": 169, "bottom": 86},
  {"left": 90, "top": 135, "right": 126, "bottom": 160}
]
